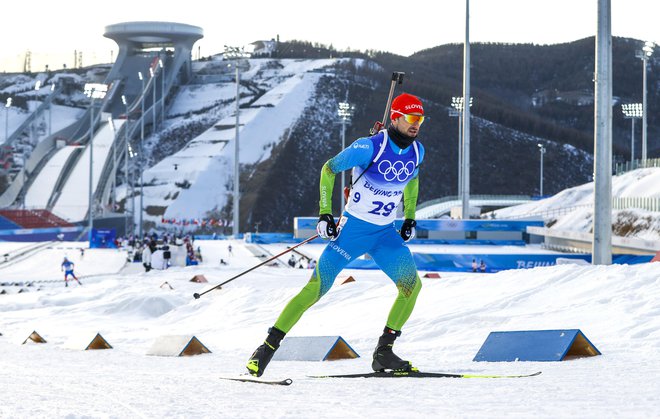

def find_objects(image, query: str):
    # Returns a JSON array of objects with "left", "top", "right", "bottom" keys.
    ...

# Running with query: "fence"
[
  {"left": 615, "top": 158, "right": 660, "bottom": 175},
  {"left": 499, "top": 197, "right": 660, "bottom": 221},
  {"left": 613, "top": 197, "right": 660, "bottom": 212}
]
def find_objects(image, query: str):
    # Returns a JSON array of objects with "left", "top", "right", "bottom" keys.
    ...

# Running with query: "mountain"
[{"left": 1, "top": 37, "right": 657, "bottom": 233}]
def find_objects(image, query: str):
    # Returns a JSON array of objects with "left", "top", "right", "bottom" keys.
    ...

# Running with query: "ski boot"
[
  {"left": 246, "top": 327, "right": 286, "bottom": 377},
  {"left": 372, "top": 327, "right": 414, "bottom": 372}
]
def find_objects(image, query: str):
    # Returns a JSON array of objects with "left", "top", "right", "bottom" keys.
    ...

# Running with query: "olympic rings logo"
[{"left": 377, "top": 159, "right": 415, "bottom": 181}]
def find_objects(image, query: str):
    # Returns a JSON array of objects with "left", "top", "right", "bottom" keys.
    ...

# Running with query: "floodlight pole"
[
  {"left": 642, "top": 60, "right": 647, "bottom": 162},
  {"left": 593, "top": 0, "right": 612, "bottom": 265},
  {"left": 233, "top": 64, "right": 240, "bottom": 238},
  {"left": 341, "top": 116, "right": 346, "bottom": 209},
  {"left": 622, "top": 103, "right": 642, "bottom": 166},
  {"left": 450, "top": 97, "right": 472, "bottom": 198},
  {"left": 159, "top": 58, "right": 165, "bottom": 127},
  {"left": 139, "top": 71, "right": 145, "bottom": 241},
  {"left": 337, "top": 102, "right": 354, "bottom": 211},
  {"left": 21, "top": 153, "right": 26, "bottom": 209},
  {"left": 88, "top": 91, "right": 96, "bottom": 243},
  {"left": 630, "top": 118, "right": 635, "bottom": 163},
  {"left": 122, "top": 95, "right": 130, "bottom": 237},
  {"left": 49, "top": 84, "right": 54, "bottom": 137},
  {"left": 641, "top": 51, "right": 650, "bottom": 163},
  {"left": 461, "top": 0, "right": 471, "bottom": 220},
  {"left": 5, "top": 97, "right": 11, "bottom": 146},
  {"left": 150, "top": 67, "right": 156, "bottom": 132},
  {"left": 537, "top": 144, "right": 546, "bottom": 196},
  {"left": 448, "top": 101, "right": 461, "bottom": 197}
]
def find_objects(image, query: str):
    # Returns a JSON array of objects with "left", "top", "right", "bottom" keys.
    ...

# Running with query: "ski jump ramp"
[
  {"left": 2, "top": 21, "right": 203, "bottom": 223},
  {"left": 24, "top": 146, "right": 79, "bottom": 209},
  {"left": 52, "top": 120, "right": 125, "bottom": 222}
]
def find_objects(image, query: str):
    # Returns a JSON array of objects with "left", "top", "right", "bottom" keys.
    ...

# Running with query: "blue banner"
[
  {"left": 90, "top": 228, "right": 117, "bottom": 248},
  {"left": 0, "top": 226, "right": 82, "bottom": 242},
  {"left": 345, "top": 252, "right": 652, "bottom": 272},
  {"left": 294, "top": 217, "right": 543, "bottom": 232}
]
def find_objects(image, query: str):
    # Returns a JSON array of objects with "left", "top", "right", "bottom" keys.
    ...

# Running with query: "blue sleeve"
[
  {"left": 326, "top": 138, "right": 374, "bottom": 174},
  {"left": 412, "top": 142, "right": 425, "bottom": 178},
  {"left": 418, "top": 142, "right": 425, "bottom": 166}
]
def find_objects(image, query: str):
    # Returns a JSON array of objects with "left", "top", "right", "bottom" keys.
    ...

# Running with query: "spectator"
[
  {"left": 162, "top": 244, "right": 171, "bottom": 269},
  {"left": 142, "top": 244, "right": 152, "bottom": 272}
]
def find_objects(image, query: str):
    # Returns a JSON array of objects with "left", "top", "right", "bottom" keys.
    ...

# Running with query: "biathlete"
[
  {"left": 61, "top": 257, "right": 82, "bottom": 287},
  {"left": 247, "top": 93, "right": 427, "bottom": 377}
]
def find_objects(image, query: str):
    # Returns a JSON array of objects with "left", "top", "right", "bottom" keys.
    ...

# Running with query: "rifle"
[{"left": 369, "top": 71, "right": 405, "bottom": 135}]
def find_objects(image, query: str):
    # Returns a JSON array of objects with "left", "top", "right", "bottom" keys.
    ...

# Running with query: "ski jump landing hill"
[{"left": 0, "top": 21, "right": 203, "bottom": 228}]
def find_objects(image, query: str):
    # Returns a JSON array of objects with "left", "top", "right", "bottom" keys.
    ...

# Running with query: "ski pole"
[
  {"left": 192, "top": 234, "right": 319, "bottom": 299},
  {"left": 370, "top": 71, "right": 405, "bottom": 135}
]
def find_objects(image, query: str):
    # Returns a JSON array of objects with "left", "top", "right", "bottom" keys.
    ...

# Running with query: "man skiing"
[
  {"left": 61, "top": 256, "right": 82, "bottom": 287},
  {"left": 247, "top": 93, "right": 426, "bottom": 377}
]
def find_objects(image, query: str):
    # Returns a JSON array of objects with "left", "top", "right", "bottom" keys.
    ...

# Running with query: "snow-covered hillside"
[
  {"left": 491, "top": 167, "right": 660, "bottom": 241},
  {"left": 145, "top": 58, "right": 342, "bottom": 222}
]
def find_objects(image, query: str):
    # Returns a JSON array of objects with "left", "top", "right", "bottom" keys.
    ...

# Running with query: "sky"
[{"left": 1, "top": 0, "right": 659, "bottom": 73}]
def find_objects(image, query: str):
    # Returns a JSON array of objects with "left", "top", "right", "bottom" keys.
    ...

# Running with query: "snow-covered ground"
[
  {"left": 1, "top": 239, "right": 659, "bottom": 417},
  {"left": 491, "top": 167, "right": 660, "bottom": 241}
]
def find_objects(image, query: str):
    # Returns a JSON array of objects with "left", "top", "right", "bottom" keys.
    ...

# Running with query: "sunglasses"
[{"left": 392, "top": 110, "right": 425, "bottom": 125}]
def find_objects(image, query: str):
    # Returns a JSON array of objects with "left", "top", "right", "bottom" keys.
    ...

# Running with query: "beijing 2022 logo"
[{"left": 377, "top": 160, "right": 415, "bottom": 181}]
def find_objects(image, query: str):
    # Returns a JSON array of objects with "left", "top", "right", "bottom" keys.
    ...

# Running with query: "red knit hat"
[{"left": 390, "top": 93, "right": 424, "bottom": 120}]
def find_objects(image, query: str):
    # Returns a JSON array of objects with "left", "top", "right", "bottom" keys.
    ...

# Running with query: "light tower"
[
  {"left": 449, "top": 96, "right": 472, "bottom": 197},
  {"left": 4, "top": 97, "right": 11, "bottom": 144},
  {"left": 224, "top": 45, "right": 251, "bottom": 238},
  {"left": 84, "top": 83, "right": 108, "bottom": 243},
  {"left": 636, "top": 41, "right": 654, "bottom": 163},
  {"left": 338, "top": 101, "right": 355, "bottom": 211},
  {"left": 621, "top": 103, "right": 642, "bottom": 164},
  {"left": 138, "top": 71, "right": 145, "bottom": 240},
  {"left": 537, "top": 143, "right": 546, "bottom": 196}
]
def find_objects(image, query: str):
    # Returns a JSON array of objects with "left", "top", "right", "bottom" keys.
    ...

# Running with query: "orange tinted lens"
[{"left": 403, "top": 114, "right": 424, "bottom": 125}]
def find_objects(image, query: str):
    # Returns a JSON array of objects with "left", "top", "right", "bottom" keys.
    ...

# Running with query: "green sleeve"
[
  {"left": 402, "top": 176, "right": 419, "bottom": 219},
  {"left": 319, "top": 161, "right": 336, "bottom": 215}
]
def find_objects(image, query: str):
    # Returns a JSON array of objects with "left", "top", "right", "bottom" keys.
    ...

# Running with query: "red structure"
[{"left": 0, "top": 209, "right": 73, "bottom": 229}]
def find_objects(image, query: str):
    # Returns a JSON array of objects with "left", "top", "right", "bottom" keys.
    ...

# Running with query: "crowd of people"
[
  {"left": 113, "top": 232, "right": 199, "bottom": 272},
  {"left": 287, "top": 254, "right": 316, "bottom": 269}
]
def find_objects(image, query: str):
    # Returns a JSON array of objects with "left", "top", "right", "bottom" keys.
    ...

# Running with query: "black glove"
[
  {"left": 400, "top": 219, "right": 416, "bottom": 242},
  {"left": 316, "top": 214, "right": 338, "bottom": 240}
]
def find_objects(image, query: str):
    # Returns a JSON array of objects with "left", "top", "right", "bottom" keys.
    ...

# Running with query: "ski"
[
  {"left": 310, "top": 370, "right": 541, "bottom": 379},
  {"left": 219, "top": 375, "right": 293, "bottom": 386}
]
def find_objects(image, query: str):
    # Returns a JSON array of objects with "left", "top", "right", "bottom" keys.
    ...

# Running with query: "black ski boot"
[
  {"left": 372, "top": 327, "right": 414, "bottom": 372},
  {"left": 246, "top": 327, "right": 286, "bottom": 377}
]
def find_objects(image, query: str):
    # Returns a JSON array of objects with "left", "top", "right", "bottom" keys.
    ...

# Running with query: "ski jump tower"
[
  {"left": 2, "top": 22, "right": 203, "bottom": 229},
  {"left": 103, "top": 21, "right": 203, "bottom": 92},
  {"left": 0, "top": 22, "right": 203, "bottom": 229},
  {"left": 88, "top": 22, "right": 204, "bottom": 226}
]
